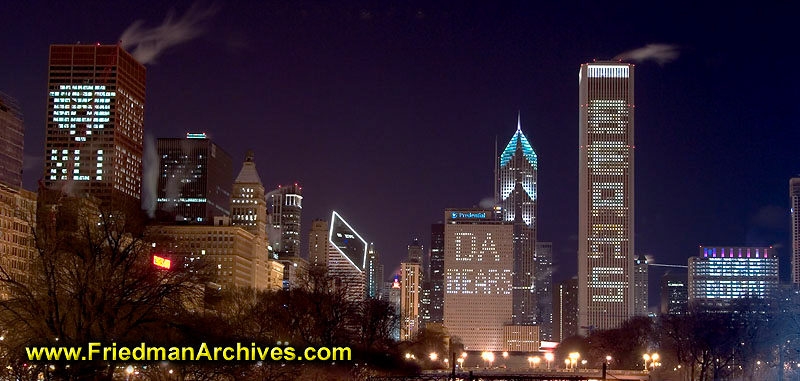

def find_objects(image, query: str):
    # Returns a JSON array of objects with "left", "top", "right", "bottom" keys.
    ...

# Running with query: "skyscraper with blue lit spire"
[{"left": 496, "top": 114, "right": 538, "bottom": 326}]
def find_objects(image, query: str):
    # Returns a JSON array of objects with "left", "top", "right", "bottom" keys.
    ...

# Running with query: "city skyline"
[{"left": 2, "top": 2, "right": 799, "bottom": 311}]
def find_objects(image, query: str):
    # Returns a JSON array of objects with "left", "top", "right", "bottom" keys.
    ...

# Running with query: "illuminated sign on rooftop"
[
  {"left": 449, "top": 211, "right": 487, "bottom": 219},
  {"left": 186, "top": 132, "right": 207, "bottom": 139},
  {"left": 153, "top": 255, "right": 172, "bottom": 269}
]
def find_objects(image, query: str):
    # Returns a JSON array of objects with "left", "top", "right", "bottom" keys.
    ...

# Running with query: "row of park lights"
[
  {"left": 407, "top": 350, "right": 620, "bottom": 371},
  {"left": 643, "top": 353, "right": 661, "bottom": 371}
]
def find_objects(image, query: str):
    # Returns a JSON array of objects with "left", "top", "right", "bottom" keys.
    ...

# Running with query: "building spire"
[{"left": 517, "top": 111, "right": 522, "bottom": 131}]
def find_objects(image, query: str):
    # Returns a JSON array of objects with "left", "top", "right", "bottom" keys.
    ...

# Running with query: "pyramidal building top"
[
  {"left": 499, "top": 114, "right": 538, "bottom": 170},
  {"left": 235, "top": 150, "right": 263, "bottom": 185}
]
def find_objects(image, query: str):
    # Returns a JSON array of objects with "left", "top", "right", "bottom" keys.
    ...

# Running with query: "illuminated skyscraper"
[
  {"left": 268, "top": 183, "right": 302, "bottom": 259},
  {"left": 429, "top": 223, "right": 445, "bottom": 323},
  {"left": 552, "top": 277, "right": 578, "bottom": 342},
  {"left": 156, "top": 133, "right": 232, "bottom": 223},
  {"left": 366, "top": 243, "right": 383, "bottom": 298},
  {"left": 496, "top": 115, "right": 538, "bottom": 325},
  {"left": 578, "top": 61, "right": 635, "bottom": 331},
  {"left": 444, "top": 209, "right": 513, "bottom": 351},
  {"left": 327, "top": 211, "right": 368, "bottom": 302},
  {"left": 660, "top": 272, "right": 688, "bottom": 315},
  {"left": 44, "top": 45, "right": 145, "bottom": 202},
  {"left": 400, "top": 261, "right": 421, "bottom": 340},
  {"left": 0, "top": 93, "right": 24, "bottom": 187},
  {"left": 535, "top": 241, "right": 553, "bottom": 339},
  {"left": 231, "top": 151, "right": 268, "bottom": 241},
  {"left": 791, "top": 177, "right": 800, "bottom": 286},
  {"left": 634, "top": 254, "right": 648, "bottom": 316}
]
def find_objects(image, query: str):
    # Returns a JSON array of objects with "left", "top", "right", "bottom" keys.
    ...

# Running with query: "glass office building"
[{"left": 689, "top": 246, "right": 778, "bottom": 311}]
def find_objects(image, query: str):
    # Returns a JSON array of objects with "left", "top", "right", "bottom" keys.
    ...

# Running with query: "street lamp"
[
  {"left": 643, "top": 354, "right": 651, "bottom": 371},
  {"left": 532, "top": 356, "right": 541, "bottom": 368},
  {"left": 487, "top": 352, "right": 495, "bottom": 368},
  {"left": 564, "top": 359, "right": 570, "bottom": 369},
  {"left": 461, "top": 352, "right": 468, "bottom": 359},
  {"left": 545, "top": 352, "right": 554, "bottom": 369},
  {"left": 457, "top": 358, "right": 464, "bottom": 368},
  {"left": 569, "top": 352, "right": 580, "bottom": 370},
  {"left": 581, "top": 359, "right": 587, "bottom": 369},
  {"left": 125, "top": 365, "right": 134, "bottom": 381},
  {"left": 429, "top": 352, "right": 438, "bottom": 361}
]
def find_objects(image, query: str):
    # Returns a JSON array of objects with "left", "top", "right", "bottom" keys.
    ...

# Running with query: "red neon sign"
[{"left": 153, "top": 255, "right": 171, "bottom": 269}]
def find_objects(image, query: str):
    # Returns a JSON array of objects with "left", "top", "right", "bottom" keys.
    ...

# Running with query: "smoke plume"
[
  {"left": 615, "top": 44, "right": 681, "bottom": 66},
  {"left": 120, "top": 2, "right": 217, "bottom": 64}
]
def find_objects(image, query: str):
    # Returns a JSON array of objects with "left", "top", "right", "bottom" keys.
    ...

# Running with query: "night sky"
[{"left": 2, "top": 1, "right": 798, "bottom": 309}]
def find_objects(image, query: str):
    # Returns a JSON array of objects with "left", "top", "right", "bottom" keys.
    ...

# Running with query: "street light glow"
[{"left": 429, "top": 352, "right": 438, "bottom": 361}]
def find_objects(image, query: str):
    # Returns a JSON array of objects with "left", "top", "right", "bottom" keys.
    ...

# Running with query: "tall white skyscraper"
[
  {"left": 578, "top": 61, "right": 635, "bottom": 331},
  {"left": 443, "top": 209, "right": 513, "bottom": 351},
  {"left": 791, "top": 177, "right": 800, "bottom": 286},
  {"left": 496, "top": 115, "right": 538, "bottom": 325}
]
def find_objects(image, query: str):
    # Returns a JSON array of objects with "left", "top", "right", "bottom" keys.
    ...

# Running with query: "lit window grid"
[{"left": 579, "top": 63, "right": 635, "bottom": 330}]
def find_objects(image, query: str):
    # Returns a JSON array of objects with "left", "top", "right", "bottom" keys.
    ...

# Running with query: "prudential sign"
[{"left": 450, "top": 211, "right": 487, "bottom": 219}]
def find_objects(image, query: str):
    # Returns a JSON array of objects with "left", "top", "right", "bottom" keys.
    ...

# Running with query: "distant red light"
[{"left": 153, "top": 255, "right": 171, "bottom": 269}]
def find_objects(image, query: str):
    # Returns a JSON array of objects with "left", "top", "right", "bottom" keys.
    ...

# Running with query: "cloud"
[
  {"left": 478, "top": 197, "right": 495, "bottom": 209},
  {"left": 615, "top": 44, "right": 681, "bottom": 66},
  {"left": 120, "top": 2, "right": 217, "bottom": 64}
]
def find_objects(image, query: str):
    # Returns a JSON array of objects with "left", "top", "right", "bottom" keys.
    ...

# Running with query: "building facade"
[
  {"left": 401, "top": 262, "right": 422, "bottom": 340},
  {"left": 230, "top": 151, "right": 268, "bottom": 245},
  {"left": 535, "top": 241, "right": 553, "bottom": 340},
  {"left": 443, "top": 209, "right": 513, "bottom": 351},
  {"left": 496, "top": 116, "right": 538, "bottom": 326},
  {"left": 578, "top": 62, "right": 635, "bottom": 331},
  {"left": 267, "top": 184, "right": 302, "bottom": 258},
  {"left": 156, "top": 133, "right": 232, "bottom": 223},
  {"left": 279, "top": 255, "right": 308, "bottom": 290},
  {"left": 429, "top": 223, "right": 445, "bottom": 323},
  {"left": 634, "top": 254, "right": 648, "bottom": 316},
  {"left": 149, "top": 216, "right": 283, "bottom": 291},
  {"left": 366, "top": 243, "right": 383, "bottom": 298},
  {"left": 420, "top": 280, "right": 432, "bottom": 325},
  {"left": 327, "top": 211, "right": 367, "bottom": 302},
  {"left": 502, "top": 325, "right": 540, "bottom": 352},
  {"left": 408, "top": 238, "right": 423, "bottom": 264},
  {"left": 660, "top": 272, "right": 688, "bottom": 315},
  {"left": 689, "top": 246, "right": 778, "bottom": 311},
  {"left": 308, "top": 219, "right": 329, "bottom": 266},
  {"left": 0, "top": 183, "right": 36, "bottom": 297},
  {"left": 792, "top": 177, "right": 800, "bottom": 286},
  {"left": 552, "top": 277, "right": 578, "bottom": 342},
  {"left": 0, "top": 93, "right": 24, "bottom": 188},
  {"left": 44, "top": 45, "right": 145, "bottom": 203}
]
